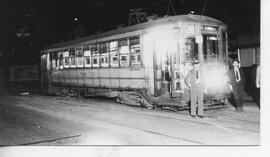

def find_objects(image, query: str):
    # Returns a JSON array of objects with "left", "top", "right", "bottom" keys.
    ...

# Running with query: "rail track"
[
  {"left": 14, "top": 95, "right": 259, "bottom": 132},
  {"left": 13, "top": 95, "right": 259, "bottom": 139}
]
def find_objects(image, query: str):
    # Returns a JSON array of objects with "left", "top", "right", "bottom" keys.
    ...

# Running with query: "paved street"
[{"left": 0, "top": 91, "right": 260, "bottom": 145}]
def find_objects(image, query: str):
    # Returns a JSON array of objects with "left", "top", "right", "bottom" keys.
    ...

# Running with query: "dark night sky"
[{"left": 0, "top": 0, "right": 260, "bottom": 65}]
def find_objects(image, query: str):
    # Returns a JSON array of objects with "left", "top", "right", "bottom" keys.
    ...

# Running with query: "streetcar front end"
[{"left": 201, "top": 61, "right": 231, "bottom": 100}]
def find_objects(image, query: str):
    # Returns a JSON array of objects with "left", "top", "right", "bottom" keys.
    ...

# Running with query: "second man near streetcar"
[{"left": 228, "top": 60, "right": 245, "bottom": 112}]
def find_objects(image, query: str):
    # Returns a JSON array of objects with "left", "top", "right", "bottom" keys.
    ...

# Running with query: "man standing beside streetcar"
[{"left": 185, "top": 60, "right": 204, "bottom": 118}]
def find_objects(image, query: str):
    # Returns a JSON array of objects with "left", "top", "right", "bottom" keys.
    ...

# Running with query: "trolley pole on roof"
[
  {"left": 166, "top": 0, "right": 176, "bottom": 16},
  {"left": 201, "top": 0, "right": 208, "bottom": 15}
]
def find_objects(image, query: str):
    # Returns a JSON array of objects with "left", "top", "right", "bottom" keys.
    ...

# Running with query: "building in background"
[
  {"left": 229, "top": 33, "right": 260, "bottom": 66},
  {"left": 0, "top": 68, "right": 4, "bottom": 88},
  {"left": 228, "top": 33, "right": 260, "bottom": 97},
  {"left": 6, "top": 65, "right": 40, "bottom": 93}
]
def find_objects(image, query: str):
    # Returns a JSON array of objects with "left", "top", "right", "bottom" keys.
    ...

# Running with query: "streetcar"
[{"left": 40, "top": 14, "right": 231, "bottom": 109}]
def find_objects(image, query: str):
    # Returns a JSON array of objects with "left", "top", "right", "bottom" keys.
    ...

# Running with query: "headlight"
[{"left": 203, "top": 68, "right": 228, "bottom": 90}]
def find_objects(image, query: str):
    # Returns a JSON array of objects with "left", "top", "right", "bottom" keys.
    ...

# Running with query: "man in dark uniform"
[
  {"left": 185, "top": 60, "right": 204, "bottom": 118},
  {"left": 228, "top": 60, "right": 245, "bottom": 112},
  {"left": 255, "top": 64, "right": 260, "bottom": 108}
]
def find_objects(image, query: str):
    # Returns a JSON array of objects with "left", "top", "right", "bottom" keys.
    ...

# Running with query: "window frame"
[
  {"left": 184, "top": 37, "right": 198, "bottom": 61},
  {"left": 69, "top": 48, "right": 76, "bottom": 68},
  {"left": 63, "top": 50, "right": 70, "bottom": 68},
  {"left": 100, "top": 42, "right": 109, "bottom": 67},
  {"left": 91, "top": 44, "right": 100, "bottom": 68},
  {"left": 202, "top": 34, "right": 219, "bottom": 59},
  {"left": 46, "top": 35, "right": 142, "bottom": 69},
  {"left": 51, "top": 51, "right": 57, "bottom": 70},
  {"left": 83, "top": 45, "right": 91, "bottom": 68},
  {"left": 129, "top": 36, "right": 141, "bottom": 66},
  {"left": 118, "top": 38, "right": 130, "bottom": 67},
  {"left": 109, "top": 40, "right": 119, "bottom": 67},
  {"left": 58, "top": 51, "right": 64, "bottom": 69},
  {"left": 75, "top": 47, "right": 84, "bottom": 68}
]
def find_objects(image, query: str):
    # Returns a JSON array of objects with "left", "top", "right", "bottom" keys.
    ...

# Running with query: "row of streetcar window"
[{"left": 47, "top": 36, "right": 141, "bottom": 70}]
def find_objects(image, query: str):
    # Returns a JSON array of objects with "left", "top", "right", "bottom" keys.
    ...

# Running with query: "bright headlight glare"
[{"left": 203, "top": 70, "right": 228, "bottom": 89}]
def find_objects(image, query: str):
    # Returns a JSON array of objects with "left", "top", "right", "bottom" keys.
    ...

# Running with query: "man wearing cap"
[
  {"left": 228, "top": 60, "right": 245, "bottom": 112},
  {"left": 185, "top": 60, "right": 204, "bottom": 118}
]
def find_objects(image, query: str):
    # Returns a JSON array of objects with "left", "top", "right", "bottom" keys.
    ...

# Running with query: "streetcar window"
[
  {"left": 118, "top": 39, "right": 129, "bottom": 54},
  {"left": 93, "top": 58, "right": 98, "bottom": 64},
  {"left": 70, "top": 48, "right": 76, "bottom": 67},
  {"left": 76, "top": 57, "right": 83, "bottom": 68},
  {"left": 92, "top": 57, "right": 99, "bottom": 67},
  {"left": 60, "top": 53, "right": 63, "bottom": 67},
  {"left": 46, "top": 53, "right": 51, "bottom": 70},
  {"left": 100, "top": 42, "right": 109, "bottom": 67},
  {"left": 63, "top": 51, "right": 70, "bottom": 68},
  {"left": 99, "top": 43, "right": 107, "bottom": 54},
  {"left": 120, "top": 55, "right": 129, "bottom": 67},
  {"left": 83, "top": 46, "right": 91, "bottom": 68},
  {"left": 56, "top": 52, "right": 60, "bottom": 70},
  {"left": 110, "top": 55, "right": 119, "bottom": 67},
  {"left": 70, "top": 58, "right": 76, "bottom": 67},
  {"left": 138, "top": 55, "right": 141, "bottom": 62},
  {"left": 84, "top": 57, "right": 91, "bottom": 67},
  {"left": 130, "top": 54, "right": 141, "bottom": 66},
  {"left": 109, "top": 41, "right": 117, "bottom": 53},
  {"left": 130, "top": 37, "right": 140, "bottom": 53},
  {"left": 75, "top": 47, "right": 83, "bottom": 68},
  {"left": 90, "top": 44, "right": 98, "bottom": 55},
  {"left": 70, "top": 49, "right": 75, "bottom": 56},
  {"left": 52, "top": 59, "right": 56, "bottom": 70},
  {"left": 109, "top": 41, "right": 119, "bottom": 67},
  {"left": 91, "top": 44, "right": 99, "bottom": 67},
  {"left": 203, "top": 35, "right": 219, "bottom": 59},
  {"left": 130, "top": 36, "right": 141, "bottom": 66},
  {"left": 51, "top": 52, "right": 57, "bottom": 70},
  {"left": 119, "top": 38, "right": 129, "bottom": 67},
  {"left": 75, "top": 47, "right": 83, "bottom": 56},
  {"left": 184, "top": 37, "right": 198, "bottom": 61},
  {"left": 55, "top": 51, "right": 60, "bottom": 70},
  {"left": 112, "top": 57, "right": 118, "bottom": 62},
  {"left": 100, "top": 56, "right": 109, "bottom": 67},
  {"left": 83, "top": 50, "right": 91, "bottom": 57},
  {"left": 121, "top": 55, "right": 127, "bottom": 61},
  {"left": 85, "top": 57, "right": 91, "bottom": 64},
  {"left": 58, "top": 51, "right": 63, "bottom": 69},
  {"left": 203, "top": 26, "right": 218, "bottom": 31},
  {"left": 64, "top": 58, "right": 69, "bottom": 68},
  {"left": 83, "top": 45, "right": 90, "bottom": 53},
  {"left": 130, "top": 55, "right": 135, "bottom": 62}
]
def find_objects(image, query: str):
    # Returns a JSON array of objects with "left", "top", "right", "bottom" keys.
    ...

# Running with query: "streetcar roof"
[{"left": 42, "top": 14, "right": 225, "bottom": 53}]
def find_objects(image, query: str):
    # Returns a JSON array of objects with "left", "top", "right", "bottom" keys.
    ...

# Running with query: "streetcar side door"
[
  {"left": 153, "top": 30, "right": 180, "bottom": 97},
  {"left": 153, "top": 51, "right": 163, "bottom": 96}
]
